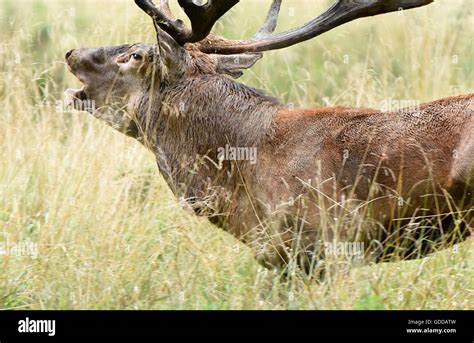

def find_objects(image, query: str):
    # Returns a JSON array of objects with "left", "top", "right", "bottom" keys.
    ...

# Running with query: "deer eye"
[{"left": 131, "top": 53, "right": 143, "bottom": 61}]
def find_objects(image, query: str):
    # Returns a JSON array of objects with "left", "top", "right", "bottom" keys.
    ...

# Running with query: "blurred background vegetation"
[{"left": 0, "top": 0, "right": 472, "bottom": 309}]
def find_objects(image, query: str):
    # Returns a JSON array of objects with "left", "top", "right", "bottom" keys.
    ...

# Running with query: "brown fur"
[{"left": 65, "top": 43, "right": 473, "bottom": 273}]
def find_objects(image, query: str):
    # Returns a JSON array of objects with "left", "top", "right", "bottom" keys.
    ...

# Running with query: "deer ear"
[
  {"left": 212, "top": 53, "right": 263, "bottom": 79},
  {"left": 156, "top": 29, "right": 186, "bottom": 69}
]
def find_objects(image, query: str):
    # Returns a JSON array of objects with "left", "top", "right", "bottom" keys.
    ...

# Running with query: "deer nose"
[{"left": 65, "top": 49, "right": 75, "bottom": 60}]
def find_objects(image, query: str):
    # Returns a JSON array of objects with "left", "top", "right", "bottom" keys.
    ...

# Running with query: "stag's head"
[
  {"left": 65, "top": 0, "right": 433, "bottom": 135},
  {"left": 65, "top": 44, "right": 158, "bottom": 109}
]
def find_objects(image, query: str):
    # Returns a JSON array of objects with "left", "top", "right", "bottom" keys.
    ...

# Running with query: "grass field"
[{"left": 0, "top": 0, "right": 472, "bottom": 310}]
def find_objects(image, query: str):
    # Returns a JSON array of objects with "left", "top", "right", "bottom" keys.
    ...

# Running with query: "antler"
[
  {"left": 135, "top": 0, "right": 238, "bottom": 45},
  {"left": 135, "top": 0, "right": 434, "bottom": 76},
  {"left": 196, "top": 0, "right": 434, "bottom": 54}
]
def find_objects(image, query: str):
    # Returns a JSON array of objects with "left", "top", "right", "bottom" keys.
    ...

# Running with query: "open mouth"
[
  {"left": 65, "top": 88, "right": 87, "bottom": 101},
  {"left": 64, "top": 87, "right": 94, "bottom": 112}
]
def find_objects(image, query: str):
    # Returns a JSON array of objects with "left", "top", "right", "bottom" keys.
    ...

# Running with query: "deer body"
[
  {"left": 140, "top": 71, "right": 473, "bottom": 269},
  {"left": 65, "top": 0, "right": 473, "bottom": 273}
]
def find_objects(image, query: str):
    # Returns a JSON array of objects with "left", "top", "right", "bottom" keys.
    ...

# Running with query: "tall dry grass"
[{"left": 0, "top": 0, "right": 472, "bottom": 309}]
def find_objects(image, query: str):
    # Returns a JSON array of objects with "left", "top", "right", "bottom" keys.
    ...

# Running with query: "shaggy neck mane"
[{"left": 135, "top": 74, "right": 281, "bottom": 200}]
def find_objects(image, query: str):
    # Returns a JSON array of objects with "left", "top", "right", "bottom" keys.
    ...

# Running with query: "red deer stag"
[{"left": 65, "top": 0, "right": 473, "bottom": 275}]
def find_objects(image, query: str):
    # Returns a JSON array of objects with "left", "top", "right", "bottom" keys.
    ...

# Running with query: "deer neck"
[{"left": 136, "top": 74, "right": 281, "bottom": 205}]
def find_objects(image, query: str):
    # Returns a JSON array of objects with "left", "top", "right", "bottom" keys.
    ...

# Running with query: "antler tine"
[
  {"left": 160, "top": 0, "right": 174, "bottom": 18},
  {"left": 177, "top": 0, "right": 239, "bottom": 44},
  {"left": 136, "top": 0, "right": 238, "bottom": 45},
  {"left": 135, "top": 0, "right": 189, "bottom": 42},
  {"left": 135, "top": 0, "right": 167, "bottom": 22},
  {"left": 196, "top": 0, "right": 434, "bottom": 54},
  {"left": 254, "top": 0, "right": 282, "bottom": 38}
]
